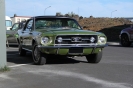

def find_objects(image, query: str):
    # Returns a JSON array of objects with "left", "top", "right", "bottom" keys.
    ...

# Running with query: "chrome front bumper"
[{"left": 37, "top": 44, "right": 108, "bottom": 49}]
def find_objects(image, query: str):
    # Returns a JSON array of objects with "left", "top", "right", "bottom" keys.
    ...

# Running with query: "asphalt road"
[{"left": 0, "top": 45, "right": 133, "bottom": 88}]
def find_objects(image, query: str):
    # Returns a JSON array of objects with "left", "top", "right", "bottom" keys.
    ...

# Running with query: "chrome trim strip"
[
  {"left": 55, "top": 39, "right": 90, "bottom": 41},
  {"left": 55, "top": 38, "right": 91, "bottom": 40},
  {"left": 54, "top": 35, "right": 98, "bottom": 45},
  {"left": 37, "top": 44, "right": 108, "bottom": 49},
  {"left": 54, "top": 43, "right": 98, "bottom": 46},
  {"left": 22, "top": 48, "right": 32, "bottom": 52},
  {"left": 56, "top": 34, "right": 98, "bottom": 35}
]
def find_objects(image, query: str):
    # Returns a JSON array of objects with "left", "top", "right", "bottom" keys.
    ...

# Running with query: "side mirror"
[
  {"left": 27, "top": 26, "right": 32, "bottom": 29},
  {"left": 81, "top": 26, "right": 86, "bottom": 29},
  {"left": 10, "top": 28, "right": 12, "bottom": 30}
]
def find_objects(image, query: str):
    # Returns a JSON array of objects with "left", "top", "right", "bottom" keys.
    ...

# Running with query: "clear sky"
[{"left": 5, "top": 0, "right": 133, "bottom": 18}]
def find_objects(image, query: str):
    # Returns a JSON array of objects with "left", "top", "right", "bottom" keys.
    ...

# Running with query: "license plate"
[{"left": 69, "top": 48, "right": 83, "bottom": 54}]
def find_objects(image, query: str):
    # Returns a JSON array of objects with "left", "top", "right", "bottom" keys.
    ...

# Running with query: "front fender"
[{"left": 120, "top": 31, "right": 131, "bottom": 41}]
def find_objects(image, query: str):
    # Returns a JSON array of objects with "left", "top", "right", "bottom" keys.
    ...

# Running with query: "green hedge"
[{"left": 98, "top": 25, "right": 130, "bottom": 42}]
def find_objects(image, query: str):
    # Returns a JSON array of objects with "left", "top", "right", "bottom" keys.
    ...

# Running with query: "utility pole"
[{"left": 0, "top": 0, "right": 6, "bottom": 67}]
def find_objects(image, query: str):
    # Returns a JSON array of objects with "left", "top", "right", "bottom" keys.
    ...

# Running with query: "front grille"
[{"left": 55, "top": 35, "right": 98, "bottom": 45}]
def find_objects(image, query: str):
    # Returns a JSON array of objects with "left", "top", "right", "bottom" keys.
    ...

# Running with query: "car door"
[
  {"left": 6, "top": 23, "right": 19, "bottom": 44},
  {"left": 21, "top": 19, "right": 33, "bottom": 50}
]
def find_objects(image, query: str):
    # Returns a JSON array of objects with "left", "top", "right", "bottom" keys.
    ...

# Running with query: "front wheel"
[
  {"left": 32, "top": 43, "right": 46, "bottom": 65},
  {"left": 86, "top": 51, "right": 102, "bottom": 63},
  {"left": 121, "top": 34, "right": 131, "bottom": 47}
]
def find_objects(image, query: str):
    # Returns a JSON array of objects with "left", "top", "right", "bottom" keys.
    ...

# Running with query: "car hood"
[{"left": 39, "top": 28, "right": 102, "bottom": 35}]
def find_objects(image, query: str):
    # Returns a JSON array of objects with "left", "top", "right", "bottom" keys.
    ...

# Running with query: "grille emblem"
[{"left": 71, "top": 37, "right": 82, "bottom": 42}]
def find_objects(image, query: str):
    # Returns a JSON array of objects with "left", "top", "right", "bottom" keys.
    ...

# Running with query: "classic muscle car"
[
  {"left": 17, "top": 16, "right": 107, "bottom": 65},
  {"left": 119, "top": 25, "right": 133, "bottom": 47}
]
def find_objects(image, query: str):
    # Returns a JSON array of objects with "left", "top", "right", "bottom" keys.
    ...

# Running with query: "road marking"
[
  {"left": 0, "top": 74, "right": 12, "bottom": 80},
  {"left": 9, "top": 63, "right": 33, "bottom": 68},
  {"left": 29, "top": 69, "right": 131, "bottom": 88}
]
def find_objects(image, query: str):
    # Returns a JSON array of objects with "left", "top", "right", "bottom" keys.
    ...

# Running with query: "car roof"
[{"left": 31, "top": 16, "right": 74, "bottom": 19}]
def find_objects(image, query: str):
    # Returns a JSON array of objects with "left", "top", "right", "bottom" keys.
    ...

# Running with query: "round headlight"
[
  {"left": 41, "top": 37, "right": 49, "bottom": 44},
  {"left": 99, "top": 37, "right": 106, "bottom": 43},
  {"left": 57, "top": 37, "right": 63, "bottom": 43},
  {"left": 90, "top": 37, "right": 95, "bottom": 43}
]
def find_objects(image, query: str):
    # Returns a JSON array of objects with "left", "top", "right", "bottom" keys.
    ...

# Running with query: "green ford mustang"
[{"left": 17, "top": 16, "right": 107, "bottom": 65}]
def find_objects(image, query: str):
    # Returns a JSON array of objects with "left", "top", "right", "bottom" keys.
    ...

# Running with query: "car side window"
[
  {"left": 12, "top": 23, "right": 19, "bottom": 30},
  {"left": 24, "top": 20, "right": 33, "bottom": 31}
]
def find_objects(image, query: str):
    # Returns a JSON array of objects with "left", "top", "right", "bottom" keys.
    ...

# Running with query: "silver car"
[{"left": 6, "top": 22, "right": 25, "bottom": 45}]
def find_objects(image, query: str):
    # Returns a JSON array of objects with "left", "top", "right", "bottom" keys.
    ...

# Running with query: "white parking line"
[
  {"left": 29, "top": 69, "right": 131, "bottom": 88},
  {"left": 9, "top": 63, "right": 33, "bottom": 68},
  {"left": 0, "top": 74, "right": 12, "bottom": 80}
]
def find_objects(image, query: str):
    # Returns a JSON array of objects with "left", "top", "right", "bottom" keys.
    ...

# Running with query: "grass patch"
[{"left": 0, "top": 66, "right": 10, "bottom": 72}]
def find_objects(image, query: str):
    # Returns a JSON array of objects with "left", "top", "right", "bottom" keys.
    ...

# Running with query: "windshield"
[
  {"left": 35, "top": 18, "right": 81, "bottom": 30},
  {"left": 5, "top": 20, "right": 12, "bottom": 27}
]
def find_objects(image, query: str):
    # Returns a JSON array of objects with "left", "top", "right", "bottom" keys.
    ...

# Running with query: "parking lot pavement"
[
  {"left": 6, "top": 47, "right": 33, "bottom": 67},
  {"left": 1, "top": 46, "right": 133, "bottom": 88}
]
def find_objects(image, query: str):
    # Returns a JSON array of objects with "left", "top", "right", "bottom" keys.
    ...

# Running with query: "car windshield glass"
[
  {"left": 12, "top": 24, "right": 19, "bottom": 30},
  {"left": 35, "top": 18, "right": 81, "bottom": 30},
  {"left": 5, "top": 20, "right": 12, "bottom": 27}
]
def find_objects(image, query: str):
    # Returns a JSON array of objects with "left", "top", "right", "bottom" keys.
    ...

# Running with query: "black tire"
[
  {"left": 32, "top": 43, "right": 46, "bottom": 65},
  {"left": 19, "top": 44, "right": 26, "bottom": 56},
  {"left": 86, "top": 51, "right": 102, "bottom": 63},
  {"left": 121, "top": 34, "right": 131, "bottom": 47}
]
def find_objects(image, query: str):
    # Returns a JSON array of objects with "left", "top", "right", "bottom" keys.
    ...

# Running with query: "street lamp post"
[
  {"left": 111, "top": 10, "right": 117, "bottom": 18},
  {"left": 44, "top": 6, "right": 51, "bottom": 15},
  {"left": 78, "top": 7, "right": 79, "bottom": 16}
]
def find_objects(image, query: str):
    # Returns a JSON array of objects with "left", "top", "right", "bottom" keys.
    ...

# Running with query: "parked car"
[
  {"left": 17, "top": 16, "right": 107, "bottom": 65},
  {"left": 6, "top": 22, "right": 25, "bottom": 45},
  {"left": 119, "top": 25, "right": 133, "bottom": 47}
]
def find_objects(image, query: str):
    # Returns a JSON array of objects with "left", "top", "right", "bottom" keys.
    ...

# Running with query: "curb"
[{"left": 107, "top": 42, "right": 120, "bottom": 46}]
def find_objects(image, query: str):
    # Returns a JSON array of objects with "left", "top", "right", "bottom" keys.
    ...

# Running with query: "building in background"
[{"left": 11, "top": 14, "right": 31, "bottom": 24}]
